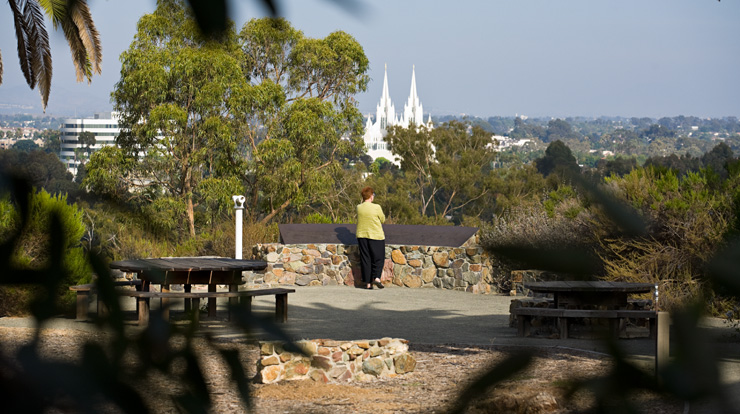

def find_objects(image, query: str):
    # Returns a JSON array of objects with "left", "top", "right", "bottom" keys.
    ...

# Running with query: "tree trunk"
[
  {"left": 187, "top": 195, "right": 195, "bottom": 238},
  {"left": 260, "top": 199, "right": 291, "bottom": 225},
  {"left": 183, "top": 162, "right": 195, "bottom": 238}
]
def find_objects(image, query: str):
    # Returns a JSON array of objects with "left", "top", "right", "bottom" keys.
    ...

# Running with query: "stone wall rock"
[{"left": 257, "top": 338, "right": 415, "bottom": 384}]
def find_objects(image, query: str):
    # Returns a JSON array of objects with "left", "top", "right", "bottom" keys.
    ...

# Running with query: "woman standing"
[{"left": 356, "top": 186, "right": 385, "bottom": 289}]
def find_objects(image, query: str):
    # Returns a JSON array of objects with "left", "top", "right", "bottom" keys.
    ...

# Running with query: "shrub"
[
  {"left": 303, "top": 212, "right": 333, "bottom": 224},
  {"left": 0, "top": 190, "right": 90, "bottom": 316},
  {"left": 598, "top": 168, "right": 735, "bottom": 310},
  {"left": 480, "top": 197, "right": 593, "bottom": 253},
  {"left": 479, "top": 195, "right": 594, "bottom": 291},
  {"left": 196, "top": 219, "right": 279, "bottom": 258}
]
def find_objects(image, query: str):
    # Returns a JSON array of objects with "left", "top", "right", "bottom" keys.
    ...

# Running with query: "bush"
[
  {"left": 0, "top": 189, "right": 90, "bottom": 316},
  {"left": 76, "top": 200, "right": 281, "bottom": 262},
  {"left": 599, "top": 168, "right": 735, "bottom": 311},
  {"left": 480, "top": 197, "right": 593, "bottom": 254},
  {"left": 196, "top": 219, "right": 279, "bottom": 258},
  {"left": 479, "top": 194, "right": 595, "bottom": 291}
]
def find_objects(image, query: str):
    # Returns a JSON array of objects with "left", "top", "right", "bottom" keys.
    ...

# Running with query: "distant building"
[
  {"left": 363, "top": 64, "right": 433, "bottom": 163},
  {"left": 60, "top": 112, "right": 120, "bottom": 176},
  {"left": 489, "top": 136, "right": 532, "bottom": 150},
  {"left": 0, "top": 127, "right": 44, "bottom": 150}
]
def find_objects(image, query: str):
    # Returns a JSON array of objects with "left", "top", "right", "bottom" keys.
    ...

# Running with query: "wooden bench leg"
[
  {"left": 558, "top": 317, "right": 569, "bottom": 339},
  {"left": 135, "top": 281, "right": 142, "bottom": 315},
  {"left": 609, "top": 319, "right": 620, "bottom": 338},
  {"left": 138, "top": 297, "right": 149, "bottom": 326},
  {"left": 142, "top": 281, "right": 151, "bottom": 315},
  {"left": 208, "top": 285, "right": 217, "bottom": 318},
  {"left": 276, "top": 293, "right": 288, "bottom": 323},
  {"left": 192, "top": 298, "right": 200, "bottom": 324},
  {"left": 516, "top": 315, "right": 524, "bottom": 337},
  {"left": 184, "top": 284, "right": 192, "bottom": 313},
  {"left": 228, "top": 285, "right": 238, "bottom": 321},
  {"left": 76, "top": 291, "right": 90, "bottom": 321},
  {"left": 161, "top": 284, "right": 170, "bottom": 322},
  {"left": 648, "top": 318, "right": 657, "bottom": 339},
  {"left": 98, "top": 296, "right": 109, "bottom": 319},
  {"left": 240, "top": 296, "right": 253, "bottom": 315}
]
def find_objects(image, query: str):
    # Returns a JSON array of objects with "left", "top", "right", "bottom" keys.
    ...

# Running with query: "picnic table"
[
  {"left": 107, "top": 257, "right": 293, "bottom": 325},
  {"left": 524, "top": 280, "right": 654, "bottom": 309},
  {"left": 513, "top": 280, "right": 656, "bottom": 338}
]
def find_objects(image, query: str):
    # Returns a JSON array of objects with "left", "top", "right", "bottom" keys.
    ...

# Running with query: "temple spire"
[
  {"left": 376, "top": 63, "right": 395, "bottom": 131},
  {"left": 403, "top": 64, "right": 423, "bottom": 127},
  {"left": 381, "top": 63, "right": 391, "bottom": 106},
  {"left": 409, "top": 64, "right": 418, "bottom": 106},
  {"left": 363, "top": 64, "right": 431, "bottom": 165}
]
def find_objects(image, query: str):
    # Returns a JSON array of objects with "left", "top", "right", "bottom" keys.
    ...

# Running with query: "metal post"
[
  {"left": 654, "top": 283, "right": 659, "bottom": 311},
  {"left": 232, "top": 195, "right": 246, "bottom": 259}
]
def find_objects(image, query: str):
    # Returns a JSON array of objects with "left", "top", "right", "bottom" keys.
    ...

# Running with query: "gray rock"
[
  {"left": 296, "top": 274, "right": 315, "bottom": 286},
  {"left": 362, "top": 358, "right": 385, "bottom": 376},
  {"left": 394, "top": 354, "right": 416, "bottom": 374},
  {"left": 462, "top": 271, "right": 480, "bottom": 285}
]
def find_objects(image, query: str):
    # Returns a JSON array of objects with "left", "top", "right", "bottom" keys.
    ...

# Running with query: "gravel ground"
[
  {"left": 0, "top": 326, "right": 687, "bottom": 413},
  {"left": 2, "top": 286, "right": 739, "bottom": 413}
]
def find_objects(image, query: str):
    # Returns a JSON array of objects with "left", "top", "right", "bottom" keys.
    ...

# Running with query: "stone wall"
[
  {"left": 257, "top": 338, "right": 416, "bottom": 384},
  {"left": 249, "top": 239, "right": 495, "bottom": 293}
]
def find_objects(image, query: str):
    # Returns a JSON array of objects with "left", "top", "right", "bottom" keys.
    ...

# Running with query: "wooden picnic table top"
[
  {"left": 109, "top": 257, "right": 268, "bottom": 273},
  {"left": 523, "top": 281, "right": 654, "bottom": 294}
]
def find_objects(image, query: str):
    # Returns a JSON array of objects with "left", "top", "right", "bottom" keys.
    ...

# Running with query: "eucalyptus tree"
[
  {"left": 1, "top": 0, "right": 102, "bottom": 110},
  {"left": 385, "top": 121, "right": 497, "bottom": 222},
  {"left": 86, "top": 3, "right": 370, "bottom": 236},
  {"left": 237, "top": 17, "right": 369, "bottom": 223},
  {"left": 77, "top": 131, "right": 95, "bottom": 159},
  {"left": 87, "top": 0, "right": 248, "bottom": 238},
  {"left": 431, "top": 122, "right": 498, "bottom": 220}
]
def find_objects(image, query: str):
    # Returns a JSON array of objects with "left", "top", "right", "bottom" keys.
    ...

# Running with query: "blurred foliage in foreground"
[{"left": 0, "top": 173, "right": 301, "bottom": 413}]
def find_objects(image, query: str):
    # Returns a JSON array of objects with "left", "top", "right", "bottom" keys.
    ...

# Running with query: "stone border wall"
[
  {"left": 257, "top": 338, "right": 416, "bottom": 384},
  {"left": 249, "top": 239, "right": 495, "bottom": 293}
]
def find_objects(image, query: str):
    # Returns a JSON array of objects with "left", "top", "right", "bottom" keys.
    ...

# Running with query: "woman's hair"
[{"left": 361, "top": 186, "right": 374, "bottom": 201}]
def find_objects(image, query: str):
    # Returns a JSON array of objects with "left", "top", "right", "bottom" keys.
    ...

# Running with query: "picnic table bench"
[
  {"left": 118, "top": 287, "right": 295, "bottom": 325},
  {"left": 71, "top": 257, "right": 295, "bottom": 326},
  {"left": 512, "top": 281, "right": 657, "bottom": 339},
  {"left": 510, "top": 306, "right": 657, "bottom": 338},
  {"left": 69, "top": 279, "right": 142, "bottom": 320}
]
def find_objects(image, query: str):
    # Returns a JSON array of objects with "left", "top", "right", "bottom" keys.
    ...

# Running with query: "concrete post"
[
  {"left": 655, "top": 311, "right": 671, "bottom": 385},
  {"left": 232, "top": 195, "right": 246, "bottom": 259}
]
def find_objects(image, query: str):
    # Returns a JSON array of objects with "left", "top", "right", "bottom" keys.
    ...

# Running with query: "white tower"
[
  {"left": 376, "top": 63, "right": 396, "bottom": 132},
  {"left": 401, "top": 65, "right": 424, "bottom": 128},
  {"left": 362, "top": 64, "right": 432, "bottom": 164}
]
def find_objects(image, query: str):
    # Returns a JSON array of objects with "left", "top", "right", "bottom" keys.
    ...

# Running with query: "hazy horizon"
[{"left": 1, "top": 0, "right": 738, "bottom": 119}]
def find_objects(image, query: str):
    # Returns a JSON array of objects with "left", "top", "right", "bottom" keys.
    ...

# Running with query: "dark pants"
[{"left": 357, "top": 238, "right": 385, "bottom": 284}]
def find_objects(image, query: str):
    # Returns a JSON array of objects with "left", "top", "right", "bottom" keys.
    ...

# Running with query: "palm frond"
[
  {"left": 59, "top": 10, "right": 90, "bottom": 82},
  {"left": 1, "top": 49, "right": 4, "bottom": 85},
  {"left": 68, "top": 0, "right": 102, "bottom": 76},
  {"left": 8, "top": 0, "right": 34, "bottom": 87},
  {"left": 24, "top": 0, "right": 53, "bottom": 110},
  {"left": 38, "top": 0, "right": 67, "bottom": 28}
]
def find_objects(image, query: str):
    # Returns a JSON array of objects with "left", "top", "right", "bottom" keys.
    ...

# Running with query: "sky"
[{"left": 1, "top": 0, "right": 739, "bottom": 119}]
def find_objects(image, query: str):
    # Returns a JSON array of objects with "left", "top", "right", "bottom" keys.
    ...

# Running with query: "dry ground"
[{"left": 0, "top": 326, "right": 684, "bottom": 413}]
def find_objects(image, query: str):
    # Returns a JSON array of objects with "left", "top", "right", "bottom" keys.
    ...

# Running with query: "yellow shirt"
[{"left": 356, "top": 202, "right": 385, "bottom": 240}]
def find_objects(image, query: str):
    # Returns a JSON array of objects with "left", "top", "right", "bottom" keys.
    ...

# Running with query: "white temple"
[{"left": 363, "top": 64, "right": 433, "bottom": 162}]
